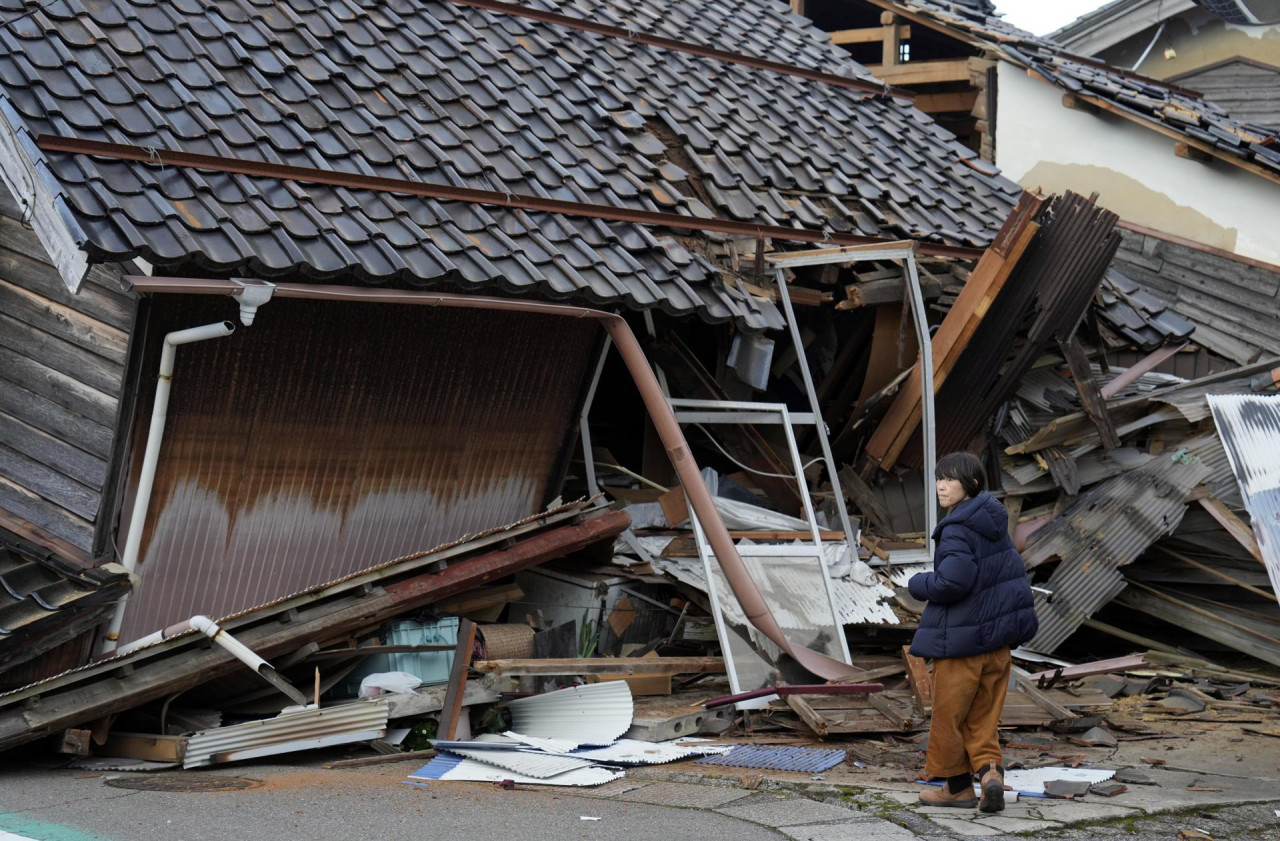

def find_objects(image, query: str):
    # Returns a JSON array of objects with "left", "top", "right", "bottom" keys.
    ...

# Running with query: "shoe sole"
[{"left": 980, "top": 780, "right": 1005, "bottom": 813}]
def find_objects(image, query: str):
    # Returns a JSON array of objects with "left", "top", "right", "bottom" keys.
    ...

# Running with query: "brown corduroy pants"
[{"left": 924, "top": 647, "right": 1012, "bottom": 777}]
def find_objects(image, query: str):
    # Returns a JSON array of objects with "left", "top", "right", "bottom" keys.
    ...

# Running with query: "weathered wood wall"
[
  {"left": 0, "top": 189, "right": 136, "bottom": 562},
  {"left": 1110, "top": 227, "right": 1280, "bottom": 366},
  {"left": 1175, "top": 59, "right": 1280, "bottom": 131}
]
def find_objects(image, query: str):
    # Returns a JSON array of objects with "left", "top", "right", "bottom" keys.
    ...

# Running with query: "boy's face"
[{"left": 936, "top": 477, "right": 967, "bottom": 509}]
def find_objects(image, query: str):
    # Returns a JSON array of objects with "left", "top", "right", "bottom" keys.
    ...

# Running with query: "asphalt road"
[{"left": 0, "top": 758, "right": 786, "bottom": 841}]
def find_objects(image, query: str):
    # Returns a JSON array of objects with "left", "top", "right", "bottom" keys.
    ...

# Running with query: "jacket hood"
[{"left": 932, "top": 491, "right": 1008, "bottom": 541}]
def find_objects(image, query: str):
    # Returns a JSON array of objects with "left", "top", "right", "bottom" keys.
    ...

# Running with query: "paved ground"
[{"left": 2, "top": 750, "right": 1278, "bottom": 841}]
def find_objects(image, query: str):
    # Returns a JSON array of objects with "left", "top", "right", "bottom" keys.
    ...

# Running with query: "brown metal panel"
[{"left": 118, "top": 297, "right": 596, "bottom": 643}]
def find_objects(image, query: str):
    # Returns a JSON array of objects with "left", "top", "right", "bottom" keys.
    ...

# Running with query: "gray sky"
[{"left": 993, "top": 0, "right": 1109, "bottom": 35}]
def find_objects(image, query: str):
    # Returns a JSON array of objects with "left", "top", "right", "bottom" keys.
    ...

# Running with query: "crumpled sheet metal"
[
  {"left": 408, "top": 753, "right": 623, "bottom": 787},
  {"left": 1022, "top": 439, "right": 1219, "bottom": 652},
  {"left": 1207, "top": 394, "right": 1280, "bottom": 597},
  {"left": 506, "top": 680, "right": 634, "bottom": 747}
]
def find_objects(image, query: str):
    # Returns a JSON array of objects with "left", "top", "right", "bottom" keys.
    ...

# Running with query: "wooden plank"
[
  {"left": 1010, "top": 666, "right": 1076, "bottom": 721},
  {"left": 0, "top": 346, "right": 118, "bottom": 427},
  {"left": 0, "top": 412, "right": 107, "bottom": 489},
  {"left": 437, "top": 618, "right": 476, "bottom": 741},
  {"left": 902, "top": 647, "right": 932, "bottom": 714},
  {"left": 829, "top": 24, "right": 910, "bottom": 44},
  {"left": 864, "top": 193, "right": 1045, "bottom": 472},
  {"left": 838, "top": 465, "right": 896, "bottom": 536},
  {"left": 866, "top": 691, "right": 911, "bottom": 730},
  {"left": 0, "top": 219, "right": 135, "bottom": 328},
  {"left": 865, "top": 58, "right": 971, "bottom": 84},
  {"left": 99, "top": 732, "right": 186, "bottom": 763},
  {"left": 0, "top": 312, "right": 125, "bottom": 396},
  {"left": 0, "top": 443, "right": 98, "bottom": 519},
  {"left": 1197, "top": 497, "right": 1265, "bottom": 566},
  {"left": 1028, "top": 654, "right": 1148, "bottom": 683},
  {"left": 785, "top": 693, "right": 829, "bottom": 737},
  {"left": 0, "top": 382, "right": 115, "bottom": 459},
  {"left": 1154, "top": 545, "right": 1276, "bottom": 602},
  {"left": 1117, "top": 582, "right": 1280, "bottom": 667},
  {"left": 0, "top": 478, "right": 93, "bottom": 553},
  {"left": 913, "top": 90, "right": 980, "bottom": 113},
  {"left": 0, "top": 277, "right": 129, "bottom": 364},
  {"left": 1059, "top": 335, "right": 1121, "bottom": 449},
  {"left": 472, "top": 657, "right": 725, "bottom": 676},
  {"left": 323, "top": 748, "right": 439, "bottom": 769}
]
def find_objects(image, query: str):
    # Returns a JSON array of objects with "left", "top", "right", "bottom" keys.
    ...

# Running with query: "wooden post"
[
  {"left": 438, "top": 618, "right": 477, "bottom": 740},
  {"left": 902, "top": 646, "right": 932, "bottom": 715},
  {"left": 881, "top": 12, "right": 901, "bottom": 67},
  {"left": 1059, "top": 335, "right": 1120, "bottom": 449}
]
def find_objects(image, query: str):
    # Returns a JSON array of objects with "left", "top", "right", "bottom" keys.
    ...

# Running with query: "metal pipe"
[
  {"left": 903, "top": 256, "right": 938, "bottom": 553},
  {"left": 99, "top": 321, "right": 236, "bottom": 655},
  {"left": 116, "top": 615, "right": 308, "bottom": 706},
  {"left": 120, "top": 277, "right": 862, "bottom": 680},
  {"left": 1099, "top": 341, "right": 1186, "bottom": 398}
]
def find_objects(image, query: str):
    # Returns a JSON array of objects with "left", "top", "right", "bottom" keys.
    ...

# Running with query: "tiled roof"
[
  {"left": 0, "top": 536, "right": 129, "bottom": 671},
  {"left": 1096, "top": 268, "right": 1197, "bottom": 351},
  {"left": 880, "top": 0, "right": 1280, "bottom": 178},
  {"left": 0, "top": 0, "right": 1023, "bottom": 331}
]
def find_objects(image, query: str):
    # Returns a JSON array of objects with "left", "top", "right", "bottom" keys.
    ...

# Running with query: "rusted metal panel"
[
  {"left": 0, "top": 504, "right": 627, "bottom": 752},
  {"left": 118, "top": 296, "right": 597, "bottom": 643}
]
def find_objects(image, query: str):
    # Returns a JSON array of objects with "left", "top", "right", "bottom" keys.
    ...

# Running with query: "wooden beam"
[
  {"left": 1010, "top": 666, "right": 1076, "bottom": 721},
  {"left": 437, "top": 618, "right": 477, "bottom": 741},
  {"left": 863, "top": 192, "right": 1046, "bottom": 472},
  {"left": 472, "top": 657, "right": 725, "bottom": 676},
  {"left": 866, "top": 58, "right": 971, "bottom": 85},
  {"left": 1175, "top": 142, "right": 1213, "bottom": 164},
  {"left": 786, "top": 693, "right": 830, "bottom": 737},
  {"left": 913, "top": 90, "right": 980, "bottom": 113},
  {"left": 1061, "top": 93, "right": 1100, "bottom": 114},
  {"left": 323, "top": 748, "right": 439, "bottom": 769},
  {"left": 1197, "top": 496, "right": 1265, "bottom": 566},
  {"left": 1059, "top": 335, "right": 1121, "bottom": 449},
  {"left": 829, "top": 24, "right": 910, "bottom": 45}
]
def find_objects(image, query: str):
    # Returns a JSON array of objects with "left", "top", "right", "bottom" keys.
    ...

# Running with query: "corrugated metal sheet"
[
  {"left": 1024, "top": 437, "right": 1218, "bottom": 653},
  {"left": 694, "top": 745, "right": 846, "bottom": 772},
  {"left": 902, "top": 192, "right": 1122, "bottom": 467},
  {"left": 408, "top": 753, "right": 623, "bottom": 786},
  {"left": 1207, "top": 394, "right": 1280, "bottom": 598},
  {"left": 571, "top": 738, "right": 730, "bottom": 765},
  {"left": 506, "top": 681, "right": 634, "bottom": 747},
  {"left": 120, "top": 296, "right": 596, "bottom": 643},
  {"left": 446, "top": 748, "right": 597, "bottom": 779},
  {"left": 0, "top": 192, "right": 136, "bottom": 561},
  {"left": 183, "top": 700, "right": 390, "bottom": 768},
  {"left": 653, "top": 555, "right": 900, "bottom": 626}
]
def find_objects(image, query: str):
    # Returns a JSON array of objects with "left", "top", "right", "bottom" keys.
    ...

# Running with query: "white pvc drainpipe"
[
  {"left": 98, "top": 321, "right": 237, "bottom": 656},
  {"left": 116, "top": 615, "right": 309, "bottom": 706}
]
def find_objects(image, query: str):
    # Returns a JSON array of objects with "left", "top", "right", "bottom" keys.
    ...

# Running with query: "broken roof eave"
[
  {"left": 1048, "top": 0, "right": 1198, "bottom": 55},
  {"left": 858, "top": 0, "right": 1280, "bottom": 188}
]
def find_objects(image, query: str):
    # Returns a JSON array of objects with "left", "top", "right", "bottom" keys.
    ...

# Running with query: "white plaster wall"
[{"left": 994, "top": 62, "right": 1280, "bottom": 265}]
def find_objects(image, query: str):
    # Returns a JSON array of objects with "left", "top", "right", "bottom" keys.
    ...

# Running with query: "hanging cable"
[{"left": 691, "top": 423, "right": 823, "bottom": 480}]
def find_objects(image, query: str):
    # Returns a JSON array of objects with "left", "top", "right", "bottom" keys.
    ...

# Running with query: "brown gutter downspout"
[{"left": 122, "top": 277, "right": 862, "bottom": 681}]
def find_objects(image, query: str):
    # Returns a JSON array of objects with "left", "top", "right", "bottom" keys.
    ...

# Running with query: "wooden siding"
[
  {"left": 0, "top": 189, "right": 135, "bottom": 561},
  {"left": 1110, "top": 228, "right": 1280, "bottom": 366},
  {"left": 1175, "top": 59, "right": 1280, "bottom": 130}
]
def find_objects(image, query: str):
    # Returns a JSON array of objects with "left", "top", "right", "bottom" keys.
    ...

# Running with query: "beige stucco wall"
[
  {"left": 994, "top": 62, "right": 1280, "bottom": 264},
  {"left": 1097, "top": 12, "right": 1280, "bottom": 79}
]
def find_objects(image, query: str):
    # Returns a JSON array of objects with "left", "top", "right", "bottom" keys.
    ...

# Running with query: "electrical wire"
[{"left": 690, "top": 423, "right": 824, "bottom": 479}]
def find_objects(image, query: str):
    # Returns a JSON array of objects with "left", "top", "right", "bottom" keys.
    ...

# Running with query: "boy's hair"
[{"left": 935, "top": 451, "right": 985, "bottom": 499}]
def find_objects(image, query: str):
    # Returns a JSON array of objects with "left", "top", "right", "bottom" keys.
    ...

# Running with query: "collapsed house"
[{"left": 0, "top": 0, "right": 1276, "bottom": 769}]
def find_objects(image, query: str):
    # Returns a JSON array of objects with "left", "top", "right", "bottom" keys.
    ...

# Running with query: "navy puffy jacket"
[{"left": 907, "top": 491, "right": 1039, "bottom": 660}]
